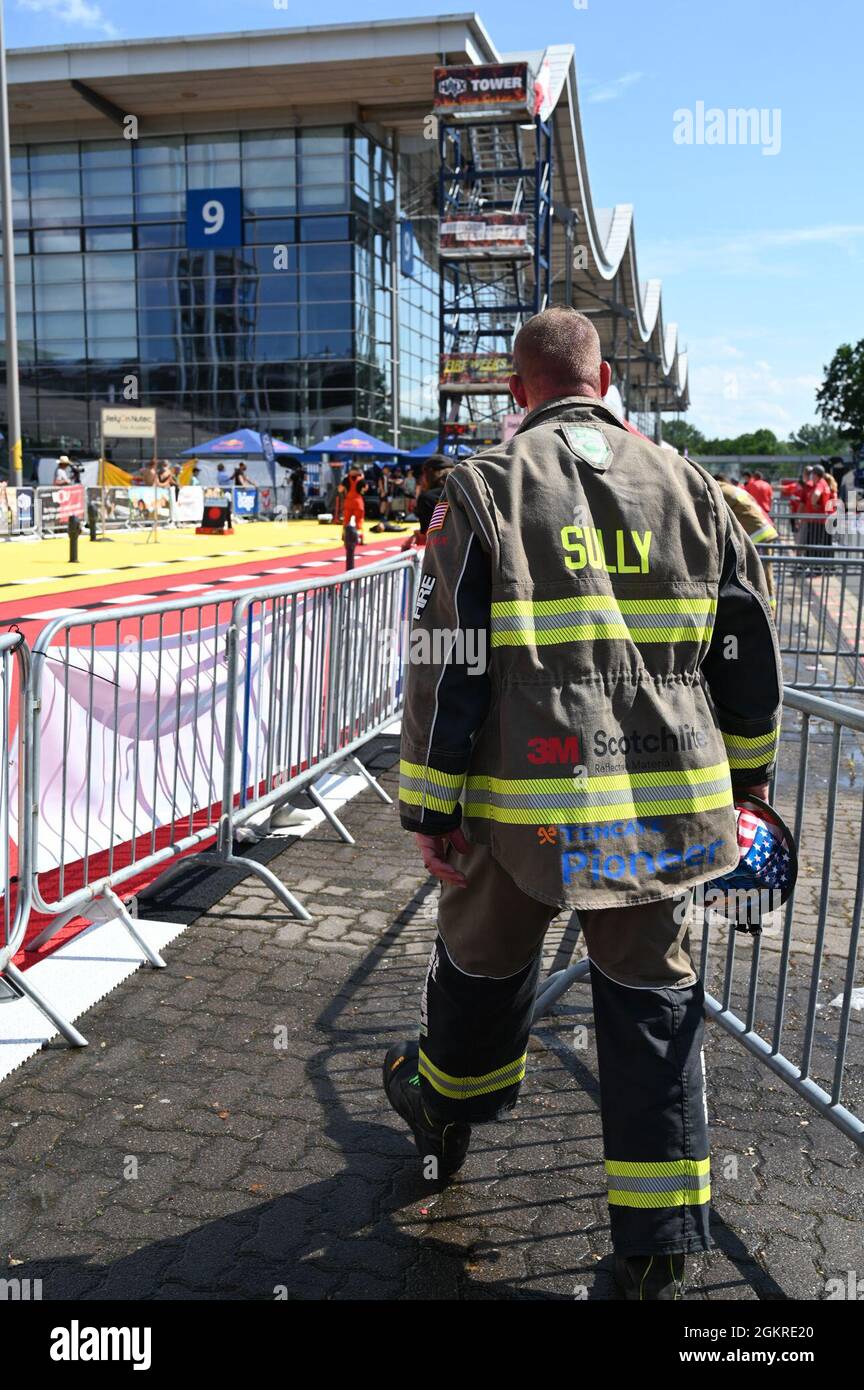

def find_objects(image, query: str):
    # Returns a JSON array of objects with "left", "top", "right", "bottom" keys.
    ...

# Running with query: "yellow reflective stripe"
[
  {"left": 464, "top": 791, "right": 733, "bottom": 824},
  {"left": 751, "top": 524, "right": 777, "bottom": 544},
  {"left": 418, "top": 1047, "right": 527, "bottom": 1100},
  {"left": 491, "top": 624, "right": 712, "bottom": 646},
  {"left": 606, "top": 1158, "right": 710, "bottom": 1178},
  {"left": 399, "top": 787, "right": 461, "bottom": 814},
  {"left": 608, "top": 1186, "right": 711, "bottom": 1209},
  {"left": 722, "top": 729, "right": 778, "bottom": 767},
  {"left": 466, "top": 763, "right": 730, "bottom": 793},
  {"left": 399, "top": 760, "right": 463, "bottom": 789},
  {"left": 491, "top": 597, "right": 717, "bottom": 615}
]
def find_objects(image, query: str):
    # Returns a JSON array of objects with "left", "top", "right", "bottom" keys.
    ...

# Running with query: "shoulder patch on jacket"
[{"left": 560, "top": 424, "right": 613, "bottom": 473}]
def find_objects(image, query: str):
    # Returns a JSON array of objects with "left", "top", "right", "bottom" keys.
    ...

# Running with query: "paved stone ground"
[{"left": 0, "top": 735, "right": 861, "bottom": 1301}]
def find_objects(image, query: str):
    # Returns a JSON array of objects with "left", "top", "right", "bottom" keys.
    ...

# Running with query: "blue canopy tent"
[
  {"left": 402, "top": 439, "right": 473, "bottom": 460},
  {"left": 179, "top": 429, "right": 303, "bottom": 458},
  {"left": 305, "top": 428, "right": 399, "bottom": 458}
]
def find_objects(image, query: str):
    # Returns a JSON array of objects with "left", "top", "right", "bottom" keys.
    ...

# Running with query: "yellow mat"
[{"left": 0, "top": 519, "right": 415, "bottom": 602}]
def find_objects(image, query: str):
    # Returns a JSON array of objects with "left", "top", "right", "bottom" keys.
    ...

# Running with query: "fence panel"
[{"left": 768, "top": 550, "right": 864, "bottom": 693}]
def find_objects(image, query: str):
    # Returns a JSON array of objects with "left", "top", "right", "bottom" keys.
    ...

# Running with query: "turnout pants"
[{"left": 418, "top": 841, "right": 711, "bottom": 1257}]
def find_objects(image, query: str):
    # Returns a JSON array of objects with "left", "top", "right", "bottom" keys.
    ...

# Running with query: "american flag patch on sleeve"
[{"left": 427, "top": 500, "right": 449, "bottom": 532}]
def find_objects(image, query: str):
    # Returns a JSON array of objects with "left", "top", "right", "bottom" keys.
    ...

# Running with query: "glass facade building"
[{"left": 0, "top": 124, "right": 441, "bottom": 466}]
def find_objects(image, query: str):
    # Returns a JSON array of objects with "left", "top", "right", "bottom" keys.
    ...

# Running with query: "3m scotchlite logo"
[
  {"left": 463, "top": 762, "right": 733, "bottom": 825},
  {"left": 722, "top": 728, "right": 779, "bottom": 769},
  {"left": 399, "top": 759, "right": 464, "bottom": 814},
  {"left": 490, "top": 595, "right": 717, "bottom": 648},
  {"left": 419, "top": 1047, "right": 527, "bottom": 1100},
  {"left": 605, "top": 1157, "right": 711, "bottom": 1209}
]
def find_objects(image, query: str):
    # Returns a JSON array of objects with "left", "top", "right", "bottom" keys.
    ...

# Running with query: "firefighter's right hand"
[{"left": 415, "top": 827, "right": 472, "bottom": 887}]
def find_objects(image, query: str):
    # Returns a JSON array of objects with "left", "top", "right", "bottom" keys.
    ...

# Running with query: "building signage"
[
  {"left": 186, "top": 187, "right": 243, "bottom": 250},
  {"left": 440, "top": 353, "right": 512, "bottom": 393},
  {"left": 440, "top": 213, "right": 529, "bottom": 257},
  {"left": 101, "top": 407, "right": 157, "bottom": 439},
  {"left": 433, "top": 63, "right": 531, "bottom": 115}
]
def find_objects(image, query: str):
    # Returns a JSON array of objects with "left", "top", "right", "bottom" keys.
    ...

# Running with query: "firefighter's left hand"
[{"left": 415, "top": 827, "right": 472, "bottom": 887}]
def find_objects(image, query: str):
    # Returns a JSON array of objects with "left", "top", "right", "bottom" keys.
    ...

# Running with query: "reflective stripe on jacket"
[{"left": 399, "top": 397, "right": 783, "bottom": 910}]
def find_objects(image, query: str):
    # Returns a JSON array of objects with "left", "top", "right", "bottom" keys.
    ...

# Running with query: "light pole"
[{"left": 0, "top": 0, "right": 21, "bottom": 486}]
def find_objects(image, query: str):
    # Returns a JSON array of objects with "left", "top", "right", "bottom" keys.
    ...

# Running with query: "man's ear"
[
  {"left": 599, "top": 360, "right": 612, "bottom": 396},
  {"left": 510, "top": 373, "right": 527, "bottom": 409}
]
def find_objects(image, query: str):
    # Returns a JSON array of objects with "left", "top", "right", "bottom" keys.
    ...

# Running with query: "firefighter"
[
  {"left": 341, "top": 465, "right": 367, "bottom": 542},
  {"left": 714, "top": 474, "right": 778, "bottom": 606},
  {"left": 383, "top": 307, "right": 782, "bottom": 1300}
]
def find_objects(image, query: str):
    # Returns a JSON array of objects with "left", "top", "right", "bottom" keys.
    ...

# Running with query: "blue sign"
[
  {"left": 187, "top": 188, "right": 243, "bottom": 249},
  {"left": 234, "top": 487, "right": 259, "bottom": 516},
  {"left": 400, "top": 220, "right": 415, "bottom": 278}
]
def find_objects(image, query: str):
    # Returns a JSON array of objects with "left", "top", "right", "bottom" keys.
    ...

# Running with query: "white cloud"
[
  {"left": 641, "top": 225, "right": 864, "bottom": 277},
  {"left": 17, "top": 0, "right": 119, "bottom": 38},
  {"left": 584, "top": 72, "right": 643, "bottom": 104},
  {"left": 686, "top": 344, "right": 823, "bottom": 437}
]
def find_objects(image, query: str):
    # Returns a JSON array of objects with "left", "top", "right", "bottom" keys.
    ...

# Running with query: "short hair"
[{"left": 512, "top": 307, "right": 602, "bottom": 397}]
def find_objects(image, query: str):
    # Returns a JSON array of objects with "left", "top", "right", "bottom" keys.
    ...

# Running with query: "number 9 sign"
[{"left": 186, "top": 187, "right": 243, "bottom": 249}]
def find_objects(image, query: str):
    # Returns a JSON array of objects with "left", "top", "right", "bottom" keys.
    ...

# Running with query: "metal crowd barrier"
[
  {"left": 534, "top": 687, "right": 864, "bottom": 1149},
  {"left": 766, "top": 548, "right": 864, "bottom": 693},
  {"left": 20, "top": 555, "right": 418, "bottom": 1043},
  {"left": 0, "top": 632, "right": 86, "bottom": 1045}
]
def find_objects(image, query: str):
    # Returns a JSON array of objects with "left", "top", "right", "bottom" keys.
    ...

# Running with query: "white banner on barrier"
[{"left": 174, "top": 486, "right": 205, "bottom": 524}]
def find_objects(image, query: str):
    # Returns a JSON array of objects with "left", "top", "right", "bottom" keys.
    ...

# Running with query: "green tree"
[
  {"left": 662, "top": 420, "right": 706, "bottom": 452},
  {"left": 786, "top": 421, "right": 846, "bottom": 453},
  {"left": 816, "top": 339, "right": 864, "bottom": 442}
]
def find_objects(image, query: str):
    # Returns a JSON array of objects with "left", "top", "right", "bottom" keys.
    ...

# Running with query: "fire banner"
[
  {"left": 440, "top": 213, "right": 529, "bottom": 258},
  {"left": 440, "top": 353, "right": 512, "bottom": 394}
]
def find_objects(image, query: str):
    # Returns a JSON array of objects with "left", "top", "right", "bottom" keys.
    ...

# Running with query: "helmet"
[{"left": 705, "top": 795, "right": 798, "bottom": 932}]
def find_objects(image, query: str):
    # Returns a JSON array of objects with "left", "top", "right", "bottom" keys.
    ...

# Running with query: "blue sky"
[{"left": 8, "top": 0, "right": 863, "bottom": 439}]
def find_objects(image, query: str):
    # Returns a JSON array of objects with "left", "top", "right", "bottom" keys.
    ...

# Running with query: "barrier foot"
[
  {"left": 307, "top": 785, "right": 355, "bottom": 844},
  {"left": 347, "top": 755, "right": 393, "bottom": 805},
  {"left": 2, "top": 963, "right": 89, "bottom": 1047},
  {"left": 216, "top": 852, "right": 313, "bottom": 924},
  {"left": 101, "top": 889, "right": 167, "bottom": 969},
  {"left": 532, "top": 959, "right": 591, "bottom": 1023},
  {"left": 25, "top": 903, "right": 83, "bottom": 953}
]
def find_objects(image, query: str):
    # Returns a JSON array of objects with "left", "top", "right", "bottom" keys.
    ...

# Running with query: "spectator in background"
[
  {"left": 800, "top": 463, "right": 835, "bottom": 555},
  {"left": 400, "top": 456, "right": 454, "bottom": 551},
  {"left": 378, "top": 465, "right": 394, "bottom": 522},
  {"left": 290, "top": 465, "right": 305, "bottom": 519},
  {"left": 54, "top": 455, "right": 72, "bottom": 485},
  {"left": 745, "top": 469, "right": 773, "bottom": 516},
  {"left": 190, "top": 467, "right": 202, "bottom": 486},
  {"left": 216, "top": 461, "right": 232, "bottom": 488},
  {"left": 402, "top": 466, "right": 417, "bottom": 515},
  {"left": 233, "top": 461, "right": 250, "bottom": 488}
]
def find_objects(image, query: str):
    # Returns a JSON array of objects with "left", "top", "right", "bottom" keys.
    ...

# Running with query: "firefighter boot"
[
  {"left": 614, "top": 1252, "right": 688, "bottom": 1300},
  {"left": 383, "top": 1040, "right": 471, "bottom": 1178}
]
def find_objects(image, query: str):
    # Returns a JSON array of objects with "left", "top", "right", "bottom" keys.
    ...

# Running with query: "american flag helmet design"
[{"left": 707, "top": 796, "right": 798, "bottom": 930}]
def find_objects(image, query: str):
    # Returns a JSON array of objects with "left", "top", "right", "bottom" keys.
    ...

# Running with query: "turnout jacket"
[{"left": 399, "top": 397, "right": 783, "bottom": 909}]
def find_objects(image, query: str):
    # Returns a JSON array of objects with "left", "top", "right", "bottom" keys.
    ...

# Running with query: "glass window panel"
[
  {"left": 81, "top": 139, "right": 133, "bottom": 168},
  {"left": 301, "top": 128, "right": 346, "bottom": 156},
  {"left": 81, "top": 194, "right": 134, "bottom": 223},
  {"left": 88, "top": 309, "right": 137, "bottom": 338},
  {"left": 86, "top": 278, "right": 136, "bottom": 310},
  {"left": 34, "top": 279, "right": 84, "bottom": 312},
  {"left": 255, "top": 333, "right": 300, "bottom": 361},
  {"left": 242, "top": 131, "right": 296, "bottom": 158},
  {"left": 246, "top": 219, "right": 295, "bottom": 246},
  {"left": 187, "top": 135, "right": 240, "bottom": 161},
  {"left": 302, "top": 271, "right": 352, "bottom": 302},
  {"left": 33, "top": 228, "right": 81, "bottom": 253},
  {"left": 30, "top": 169, "right": 80, "bottom": 200},
  {"left": 300, "top": 217, "right": 350, "bottom": 243},
  {"left": 244, "top": 156, "right": 296, "bottom": 188},
  {"left": 257, "top": 273, "right": 298, "bottom": 303},
  {"left": 300, "top": 242, "right": 351, "bottom": 273},
  {"left": 187, "top": 161, "right": 241, "bottom": 189},
  {"left": 84, "top": 251, "right": 135, "bottom": 282},
  {"left": 136, "top": 225, "right": 181, "bottom": 249},
  {"left": 29, "top": 143, "right": 78, "bottom": 171},
  {"left": 34, "top": 251, "right": 82, "bottom": 283},
  {"left": 244, "top": 185, "right": 296, "bottom": 213},
  {"left": 86, "top": 228, "right": 133, "bottom": 250},
  {"left": 88, "top": 337, "right": 139, "bottom": 361},
  {"left": 134, "top": 137, "right": 184, "bottom": 165},
  {"left": 35, "top": 310, "right": 84, "bottom": 338},
  {"left": 82, "top": 166, "right": 133, "bottom": 197},
  {"left": 255, "top": 304, "right": 299, "bottom": 333},
  {"left": 138, "top": 337, "right": 178, "bottom": 362},
  {"left": 140, "top": 307, "right": 178, "bottom": 336},
  {"left": 37, "top": 340, "right": 86, "bottom": 362},
  {"left": 136, "top": 192, "right": 183, "bottom": 217},
  {"left": 301, "top": 329, "right": 352, "bottom": 357}
]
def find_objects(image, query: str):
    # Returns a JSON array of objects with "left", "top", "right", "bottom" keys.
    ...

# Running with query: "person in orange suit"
[{"left": 342, "top": 465, "right": 367, "bottom": 543}]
